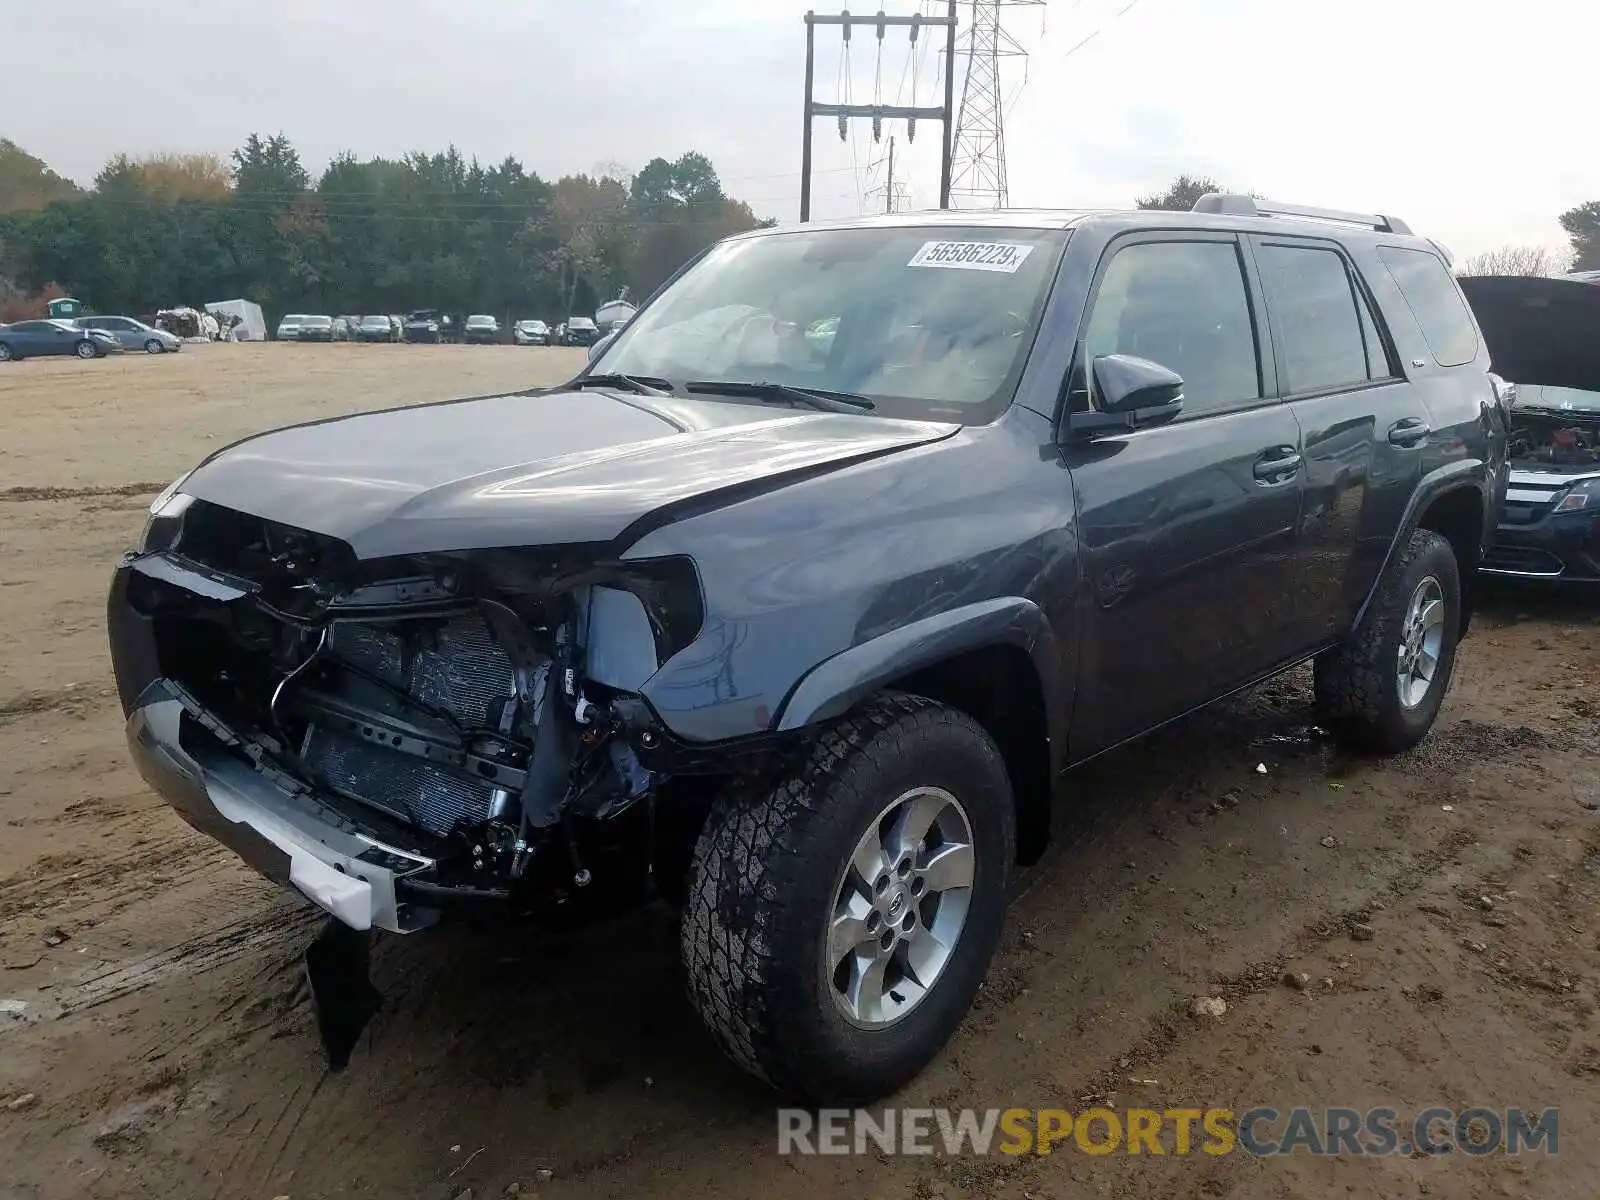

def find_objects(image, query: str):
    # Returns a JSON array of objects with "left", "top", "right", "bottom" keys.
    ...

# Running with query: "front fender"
[{"left": 775, "top": 596, "right": 1065, "bottom": 741}]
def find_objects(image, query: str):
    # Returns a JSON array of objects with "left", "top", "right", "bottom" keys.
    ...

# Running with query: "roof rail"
[{"left": 1191, "top": 192, "right": 1412, "bottom": 236}]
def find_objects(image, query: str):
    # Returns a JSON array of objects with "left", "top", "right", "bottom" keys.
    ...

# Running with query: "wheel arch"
[
  {"left": 1355, "top": 464, "right": 1488, "bottom": 638},
  {"left": 775, "top": 597, "right": 1065, "bottom": 866}
]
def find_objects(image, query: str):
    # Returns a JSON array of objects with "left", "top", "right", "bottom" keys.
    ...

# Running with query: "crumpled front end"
[
  {"left": 109, "top": 495, "right": 728, "bottom": 1065},
  {"left": 109, "top": 496, "right": 714, "bottom": 929}
]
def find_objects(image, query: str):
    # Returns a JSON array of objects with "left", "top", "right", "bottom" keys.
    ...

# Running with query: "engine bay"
[{"left": 1508, "top": 406, "right": 1600, "bottom": 468}]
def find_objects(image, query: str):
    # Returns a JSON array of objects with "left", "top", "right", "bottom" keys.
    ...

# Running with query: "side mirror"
[
  {"left": 588, "top": 331, "right": 618, "bottom": 362},
  {"left": 1068, "top": 354, "right": 1184, "bottom": 439}
]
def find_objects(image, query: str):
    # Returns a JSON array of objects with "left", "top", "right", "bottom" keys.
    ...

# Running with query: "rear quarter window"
[{"left": 1376, "top": 246, "right": 1479, "bottom": 367}]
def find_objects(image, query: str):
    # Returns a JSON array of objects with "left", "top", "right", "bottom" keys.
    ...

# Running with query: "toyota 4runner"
[{"left": 108, "top": 194, "right": 1508, "bottom": 1103}]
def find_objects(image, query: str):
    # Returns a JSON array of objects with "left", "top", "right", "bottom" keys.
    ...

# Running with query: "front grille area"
[
  {"left": 302, "top": 612, "right": 520, "bottom": 836},
  {"left": 1481, "top": 544, "right": 1565, "bottom": 577}
]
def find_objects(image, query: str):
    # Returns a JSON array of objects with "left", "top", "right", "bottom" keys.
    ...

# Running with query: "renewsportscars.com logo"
[{"left": 777, "top": 1106, "right": 1559, "bottom": 1158}]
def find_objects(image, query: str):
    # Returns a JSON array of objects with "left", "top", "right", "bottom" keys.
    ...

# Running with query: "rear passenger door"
[
  {"left": 1062, "top": 233, "right": 1307, "bottom": 754},
  {"left": 1249, "top": 235, "right": 1423, "bottom": 643}
]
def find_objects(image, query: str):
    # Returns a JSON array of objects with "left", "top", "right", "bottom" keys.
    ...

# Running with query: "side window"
[
  {"left": 1255, "top": 243, "right": 1369, "bottom": 394},
  {"left": 1084, "top": 239, "right": 1261, "bottom": 415},
  {"left": 1376, "top": 245, "right": 1478, "bottom": 367}
]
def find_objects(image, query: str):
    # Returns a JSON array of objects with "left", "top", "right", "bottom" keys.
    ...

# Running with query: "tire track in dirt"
[
  {"left": 0, "top": 482, "right": 165, "bottom": 502},
  {"left": 0, "top": 681, "right": 118, "bottom": 725}
]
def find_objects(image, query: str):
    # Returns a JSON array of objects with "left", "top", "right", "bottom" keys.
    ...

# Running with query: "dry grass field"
[{"left": 1, "top": 343, "right": 1598, "bottom": 1200}]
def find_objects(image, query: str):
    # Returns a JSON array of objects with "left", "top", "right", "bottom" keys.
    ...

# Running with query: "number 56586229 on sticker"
[{"left": 907, "top": 240, "right": 1035, "bottom": 273}]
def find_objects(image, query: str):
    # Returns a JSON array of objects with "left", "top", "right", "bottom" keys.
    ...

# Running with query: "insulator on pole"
[
  {"left": 838, "top": 114, "right": 849, "bottom": 141},
  {"left": 872, "top": 111, "right": 882, "bottom": 141},
  {"left": 907, "top": 117, "right": 917, "bottom": 143}
]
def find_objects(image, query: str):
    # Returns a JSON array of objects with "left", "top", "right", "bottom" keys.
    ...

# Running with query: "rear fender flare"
[
  {"left": 775, "top": 597, "right": 1065, "bottom": 758},
  {"left": 1354, "top": 461, "right": 1489, "bottom": 634}
]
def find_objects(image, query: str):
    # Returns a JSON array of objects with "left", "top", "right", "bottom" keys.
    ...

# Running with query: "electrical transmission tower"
[{"left": 948, "top": 0, "right": 1044, "bottom": 208}]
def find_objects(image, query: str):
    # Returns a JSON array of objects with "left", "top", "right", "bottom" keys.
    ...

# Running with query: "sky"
[{"left": 3, "top": 0, "right": 1593, "bottom": 261}]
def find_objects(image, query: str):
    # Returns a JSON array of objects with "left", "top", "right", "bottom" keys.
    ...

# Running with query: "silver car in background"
[
  {"left": 75, "top": 315, "right": 183, "bottom": 354},
  {"left": 276, "top": 314, "right": 307, "bottom": 341}
]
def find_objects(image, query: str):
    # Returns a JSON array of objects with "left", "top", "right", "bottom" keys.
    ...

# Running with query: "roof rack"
[{"left": 1191, "top": 192, "right": 1412, "bottom": 236}]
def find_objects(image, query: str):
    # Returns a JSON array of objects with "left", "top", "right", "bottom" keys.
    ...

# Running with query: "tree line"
[{"left": 0, "top": 135, "right": 771, "bottom": 322}]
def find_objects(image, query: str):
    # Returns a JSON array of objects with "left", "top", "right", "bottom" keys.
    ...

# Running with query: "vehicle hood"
[
  {"left": 1457, "top": 275, "right": 1600, "bottom": 391},
  {"left": 179, "top": 388, "right": 959, "bottom": 559}
]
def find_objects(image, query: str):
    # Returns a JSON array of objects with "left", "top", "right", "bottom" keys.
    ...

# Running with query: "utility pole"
[
  {"left": 948, "top": 0, "right": 1044, "bottom": 209},
  {"left": 800, "top": 5, "right": 960, "bottom": 222},
  {"left": 885, "top": 136, "right": 895, "bottom": 212}
]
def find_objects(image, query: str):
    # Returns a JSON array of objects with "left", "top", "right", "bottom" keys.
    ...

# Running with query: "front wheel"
[
  {"left": 0, "top": 342, "right": 12, "bottom": 362},
  {"left": 144, "top": 338, "right": 164, "bottom": 354},
  {"left": 75, "top": 339, "right": 99, "bottom": 360},
  {"left": 681, "top": 693, "right": 1015, "bottom": 1103},
  {"left": 1315, "top": 527, "right": 1462, "bottom": 754}
]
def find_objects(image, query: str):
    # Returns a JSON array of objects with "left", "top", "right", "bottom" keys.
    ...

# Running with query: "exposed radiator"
[{"left": 302, "top": 612, "right": 518, "bottom": 836}]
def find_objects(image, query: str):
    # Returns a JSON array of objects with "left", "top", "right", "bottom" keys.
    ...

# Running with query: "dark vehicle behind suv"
[
  {"left": 107, "top": 195, "right": 1505, "bottom": 1102},
  {"left": 562, "top": 315, "right": 599, "bottom": 346},
  {"left": 1457, "top": 275, "right": 1600, "bottom": 583}
]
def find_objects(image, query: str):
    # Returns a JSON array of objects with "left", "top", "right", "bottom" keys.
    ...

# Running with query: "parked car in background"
[
  {"left": 462, "top": 314, "right": 500, "bottom": 344},
  {"left": 298, "top": 315, "right": 335, "bottom": 343},
  {"left": 403, "top": 309, "right": 447, "bottom": 344},
  {"left": 276, "top": 314, "right": 308, "bottom": 341},
  {"left": 1459, "top": 274, "right": 1600, "bottom": 584},
  {"left": 512, "top": 319, "right": 551, "bottom": 346},
  {"left": 0, "top": 319, "right": 123, "bottom": 361},
  {"left": 357, "top": 315, "right": 397, "bottom": 343},
  {"left": 562, "top": 315, "right": 600, "bottom": 347},
  {"left": 331, "top": 317, "right": 355, "bottom": 342},
  {"left": 76, "top": 315, "right": 183, "bottom": 354}
]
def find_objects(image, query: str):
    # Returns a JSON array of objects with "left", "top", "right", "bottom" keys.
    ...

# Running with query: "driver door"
[{"left": 1061, "top": 233, "right": 1307, "bottom": 754}]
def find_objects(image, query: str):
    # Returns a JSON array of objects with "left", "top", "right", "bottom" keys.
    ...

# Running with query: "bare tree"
[{"left": 1459, "top": 244, "right": 1571, "bottom": 277}]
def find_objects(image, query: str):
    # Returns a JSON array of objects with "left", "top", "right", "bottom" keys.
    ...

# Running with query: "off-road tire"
[
  {"left": 681, "top": 692, "right": 1015, "bottom": 1103},
  {"left": 1314, "top": 528, "right": 1461, "bottom": 755}
]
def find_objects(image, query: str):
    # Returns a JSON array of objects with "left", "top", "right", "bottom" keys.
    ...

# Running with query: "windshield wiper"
[
  {"left": 572, "top": 373, "right": 677, "bottom": 397},
  {"left": 684, "top": 379, "right": 876, "bottom": 413}
]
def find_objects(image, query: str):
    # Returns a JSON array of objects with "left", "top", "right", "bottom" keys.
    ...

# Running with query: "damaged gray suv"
[{"left": 108, "top": 196, "right": 1506, "bottom": 1103}]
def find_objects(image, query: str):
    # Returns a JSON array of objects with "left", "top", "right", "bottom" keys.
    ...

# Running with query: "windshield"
[
  {"left": 592, "top": 224, "right": 1070, "bottom": 421},
  {"left": 569, "top": 317, "right": 596, "bottom": 329},
  {"left": 467, "top": 315, "right": 494, "bottom": 325},
  {"left": 362, "top": 315, "right": 389, "bottom": 325},
  {"left": 280, "top": 315, "right": 304, "bottom": 324},
  {"left": 1513, "top": 384, "right": 1600, "bottom": 413},
  {"left": 301, "top": 316, "right": 332, "bottom": 328}
]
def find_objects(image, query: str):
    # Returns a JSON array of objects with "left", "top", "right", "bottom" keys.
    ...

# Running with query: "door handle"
[
  {"left": 1388, "top": 418, "right": 1430, "bottom": 447},
  {"left": 1252, "top": 447, "right": 1302, "bottom": 482}
]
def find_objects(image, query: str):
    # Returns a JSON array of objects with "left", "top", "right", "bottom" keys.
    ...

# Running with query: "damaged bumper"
[
  {"left": 124, "top": 680, "right": 439, "bottom": 933},
  {"left": 110, "top": 560, "right": 439, "bottom": 934}
]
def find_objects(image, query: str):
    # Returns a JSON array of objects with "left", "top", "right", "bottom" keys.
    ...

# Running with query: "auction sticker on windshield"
[{"left": 908, "top": 240, "right": 1035, "bottom": 273}]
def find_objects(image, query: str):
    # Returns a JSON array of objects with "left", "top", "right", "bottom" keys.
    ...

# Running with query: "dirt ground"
[{"left": 2, "top": 344, "right": 1598, "bottom": 1200}]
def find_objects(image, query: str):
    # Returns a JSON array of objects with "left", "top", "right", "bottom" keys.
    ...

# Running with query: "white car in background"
[{"left": 276, "top": 314, "right": 308, "bottom": 341}]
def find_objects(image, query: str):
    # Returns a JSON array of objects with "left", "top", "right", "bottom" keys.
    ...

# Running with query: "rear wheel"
[
  {"left": 0, "top": 342, "right": 12, "bottom": 362},
  {"left": 75, "top": 339, "right": 99, "bottom": 360},
  {"left": 681, "top": 693, "right": 1015, "bottom": 1102},
  {"left": 1314, "top": 528, "right": 1461, "bottom": 754}
]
